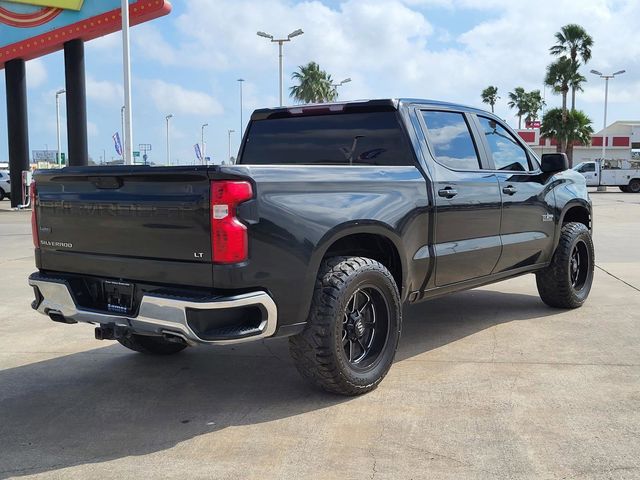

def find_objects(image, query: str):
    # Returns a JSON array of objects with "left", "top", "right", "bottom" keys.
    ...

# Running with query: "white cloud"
[
  {"left": 156, "top": 0, "right": 639, "bottom": 127},
  {"left": 86, "top": 76, "right": 123, "bottom": 105},
  {"left": 132, "top": 24, "right": 180, "bottom": 66},
  {"left": 146, "top": 79, "right": 224, "bottom": 116},
  {"left": 26, "top": 58, "right": 47, "bottom": 89},
  {"left": 87, "top": 121, "right": 99, "bottom": 137}
]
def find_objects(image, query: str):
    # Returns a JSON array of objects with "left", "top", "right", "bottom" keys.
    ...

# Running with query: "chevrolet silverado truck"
[{"left": 28, "top": 99, "right": 594, "bottom": 395}]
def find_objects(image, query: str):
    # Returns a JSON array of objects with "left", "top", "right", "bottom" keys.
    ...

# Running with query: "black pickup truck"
[{"left": 29, "top": 99, "right": 594, "bottom": 395}]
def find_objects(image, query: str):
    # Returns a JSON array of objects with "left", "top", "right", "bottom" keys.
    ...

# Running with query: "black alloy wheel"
[{"left": 341, "top": 286, "right": 390, "bottom": 369}]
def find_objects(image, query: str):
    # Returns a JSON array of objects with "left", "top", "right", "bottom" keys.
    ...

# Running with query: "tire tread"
[
  {"left": 536, "top": 222, "right": 594, "bottom": 309},
  {"left": 289, "top": 256, "right": 400, "bottom": 396}
]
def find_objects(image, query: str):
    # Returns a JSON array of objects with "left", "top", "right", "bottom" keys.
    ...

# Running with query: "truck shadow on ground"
[{"left": 0, "top": 288, "right": 557, "bottom": 478}]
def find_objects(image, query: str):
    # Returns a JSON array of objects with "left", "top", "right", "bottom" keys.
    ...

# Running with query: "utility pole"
[
  {"left": 201, "top": 123, "right": 208, "bottom": 165},
  {"left": 228, "top": 129, "right": 235, "bottom": 164},
  {"left": 55, "top": 89, "right": 65, "bottom": 166},
  {"left": 238, "top": 78, "right": 245, "bottom": 137},
  {"left": 165, "top": 114, "right": 173, "bottom": 166}
]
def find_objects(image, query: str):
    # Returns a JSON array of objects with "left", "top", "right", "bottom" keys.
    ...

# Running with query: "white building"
[{"left": 516, "top": 121, "right": 640, "bottom": 163}]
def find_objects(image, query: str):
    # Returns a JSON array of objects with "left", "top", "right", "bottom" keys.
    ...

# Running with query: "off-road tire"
[
  {"left": 628, "top": 179, "right": 640, "bottom": 193},
  {"left": 289, "top": 256, "right": 402, "bottom": 396},
  {"left": 117, "top": 334, "right": 188, "bottom": 355},
  {"left": 536, "top": 222, "right": 594, "bottom": 309}
]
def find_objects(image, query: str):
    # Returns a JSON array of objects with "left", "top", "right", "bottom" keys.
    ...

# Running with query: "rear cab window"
[{"left": 239, "top": 111, "right": 415, "bottom": 166}]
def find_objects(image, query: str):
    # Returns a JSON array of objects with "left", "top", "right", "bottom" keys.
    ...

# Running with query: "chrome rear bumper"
[{"left": 29, "top": 276, "right": 277, "bottom": 345}]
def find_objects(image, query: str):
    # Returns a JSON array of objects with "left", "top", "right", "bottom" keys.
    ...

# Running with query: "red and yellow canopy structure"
[{"left": 0, "top": 0, "right": 171, "bottom": 68}]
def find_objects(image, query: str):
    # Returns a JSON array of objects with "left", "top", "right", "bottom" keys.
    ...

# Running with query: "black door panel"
[
  {"left": 474, "top": 116, "right": 556, "bottom": 272},
  {"left": 418, "top": 109, "right": 502, "bottom": 286},
  {"left": 493, "top": 173, "right": 556, "bottom": 272}
]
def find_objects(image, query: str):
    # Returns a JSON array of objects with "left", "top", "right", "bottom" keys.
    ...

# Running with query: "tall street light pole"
[
  {"left": 237, "top": 78, "right": 245, "bottom": 137},
  {"left": 120, "top": 105, "right": 125, "bottom": 156},
  {"left": 55, "top": 89, "right": 65, "bottom": 166},
  {"left": 590, "top": 69, "right": 626, "bottom": 162},
  {"left": 165, "top": 114, "right": 173, "bottom": 166},
  {"left": 201, "top": 123, "right": 208, "bottom": 165},
  {"left": 257, "top": 29, "right": 304, "bottom": 107},
  {"left": 121, "top": 0, "right": 134, "bottom": 165},
  {"left": 228, "top": 129, "right": 235, "bottom": 163}
]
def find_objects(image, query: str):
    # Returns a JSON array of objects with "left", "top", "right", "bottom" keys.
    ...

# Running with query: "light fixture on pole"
[
  {"left": 257, "top": 29, "right": 304, "bottom": 107},
  {"left": 121, "top": 0, "right": 134, "bottom": 165},
  {"left": 201, "top": 123, "right": 208, "bottom": 165},
  {"left": 165, "top": 114, "right": 173, "bottom": 166},
  {"left": 228, "top": 129, "right": 235, "bottom": 164},
  {"left": 331, "top": 77, "right": 352, "bottom": 88},
  {"left": 55, "top": 89, "right": 65, "bottom": 166},
  {"left": 590, "top": 69, "right": 626, "bottom": 162},
  {"left": 237, "top": 78, "right": 245, "bottom": 138}
]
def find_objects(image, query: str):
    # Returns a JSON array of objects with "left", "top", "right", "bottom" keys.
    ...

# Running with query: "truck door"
[
  {"left": 474, "top": 116, "right": 556, "bottom": 272},
  {"left": 577, "top": 162, "right": 599, "bottom": 186},
  {"left": 418, "top": 109, "right": 502, "bottom": 286}
]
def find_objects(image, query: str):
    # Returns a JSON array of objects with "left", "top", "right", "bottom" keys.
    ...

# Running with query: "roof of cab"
[{"left": 251, "top": 98, "right": 491, "bottom": 121}]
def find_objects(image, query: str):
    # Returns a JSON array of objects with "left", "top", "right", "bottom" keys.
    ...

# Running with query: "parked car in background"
[
  {"left": 0, "top": 170, "right": 10, "bottom": 200},
  {"left": 28, "top": 99, "right": 594, "bottom": 395},
  {"left": 574, "top": 159, "right": 640, "bottom": 192}
]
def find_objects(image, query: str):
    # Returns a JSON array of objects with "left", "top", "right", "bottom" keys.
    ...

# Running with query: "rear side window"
[
  {"left": 478, "top": 116, "right": 531, "bottom": 172},
  {"left": 421, "top": 111, "right": 481, "bottom": 170},
  {"left": 240, "top": 112, "right": 414, "bottom": 166}
]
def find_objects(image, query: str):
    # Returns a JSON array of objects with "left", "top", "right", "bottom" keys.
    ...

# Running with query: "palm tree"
[
  {"left": 523, "top": 90, "right": 545, "bottom": 124},
  {"left": 481, "top": 86, "right": 499, "bottom": 113},
  {"left": 550, "top": 24, "right": 593, "bottom": 110},
  {"left": 289, "top": 62, "right": 337, "bottom": 104},
  {"left": 541, "top": 108, "right": 594, "bottom": 167},
  {"left": 507, "top": 87, "right": 528, "bottom": 129},
  {"left": 544, "top": 57, "right": 580, "bottom": 119}
]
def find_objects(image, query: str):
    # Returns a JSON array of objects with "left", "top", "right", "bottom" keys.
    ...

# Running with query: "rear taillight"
[
  {"left": 30, "top": 180, "right": 39, "bottom": 249},
  {"left": 211, "top": 180, "right": 253, "bottom": 264}
]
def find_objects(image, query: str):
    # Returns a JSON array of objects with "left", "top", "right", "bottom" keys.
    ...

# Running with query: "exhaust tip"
[{"left": 48, "top": 311, "right": 77, "bottom": 324}]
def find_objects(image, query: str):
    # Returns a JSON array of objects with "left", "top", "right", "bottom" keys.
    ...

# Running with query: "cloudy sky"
[{"left": 0, "top": 0, "right": 638, "bottom": 165}]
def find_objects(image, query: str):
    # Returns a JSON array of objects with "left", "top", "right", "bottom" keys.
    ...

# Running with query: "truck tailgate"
[{"left": 34, "top": 166, "right": 213, "bottom": 288}]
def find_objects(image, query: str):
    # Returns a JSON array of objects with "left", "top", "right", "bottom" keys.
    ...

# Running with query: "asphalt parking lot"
[{"left": 0, "top": 190, "right": 639, "bottom": 480}]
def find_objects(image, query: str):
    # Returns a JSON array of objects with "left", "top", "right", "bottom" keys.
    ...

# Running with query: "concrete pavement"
[{"left": 0, "top": 190, "right": 638, "bottom": 479}]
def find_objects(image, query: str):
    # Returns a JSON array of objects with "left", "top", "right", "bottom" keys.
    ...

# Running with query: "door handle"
[
  {"left": 438, "top": 187, "right": 458, "bottom": 199},
  {"left": 502, "top": 185, "right": 517, "bottom": 196}
]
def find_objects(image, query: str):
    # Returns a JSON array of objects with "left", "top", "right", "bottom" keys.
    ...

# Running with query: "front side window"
[
  {"left": 478, "top": 117, "right": 531, "bottom": 172},
  {"left": 421, "top": 111, "right": 481, "bottom": 170},
  {"left": 579, "top": 163, "right": 595, "bottom": 172}
]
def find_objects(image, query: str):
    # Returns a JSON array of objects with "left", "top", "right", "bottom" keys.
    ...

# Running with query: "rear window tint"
[{"left": 240, "top": 112, "right": 414, "bottom": 166}]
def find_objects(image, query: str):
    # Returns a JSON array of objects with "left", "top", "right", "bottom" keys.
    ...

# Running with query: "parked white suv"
[{"left": 0, "top": 171, "right": 10, "bottom": 201}]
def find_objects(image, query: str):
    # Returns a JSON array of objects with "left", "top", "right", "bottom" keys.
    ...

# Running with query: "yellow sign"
[{"left": 5, "top": 0, "right": 85, "bottom": 10}]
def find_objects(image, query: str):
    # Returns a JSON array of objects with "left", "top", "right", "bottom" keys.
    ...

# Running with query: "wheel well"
[
  {"left": 563, "top": 206, "right": 591, "bottom": 229},
  {"left": 323, "top": 233, "right": 403, "bottom": 291}
]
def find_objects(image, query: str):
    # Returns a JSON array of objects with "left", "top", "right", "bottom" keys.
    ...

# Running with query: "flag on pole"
[
  {"left": 194, "top": 143, "right": 203, "bottom": 161},
  {"left": 113, "top": 132, "right": 123, "bottom": 156}
]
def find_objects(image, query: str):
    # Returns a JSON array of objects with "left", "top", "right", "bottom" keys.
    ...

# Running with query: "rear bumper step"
[{"left": 28, "top": 274, "right": 277, "bottom": 345}]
